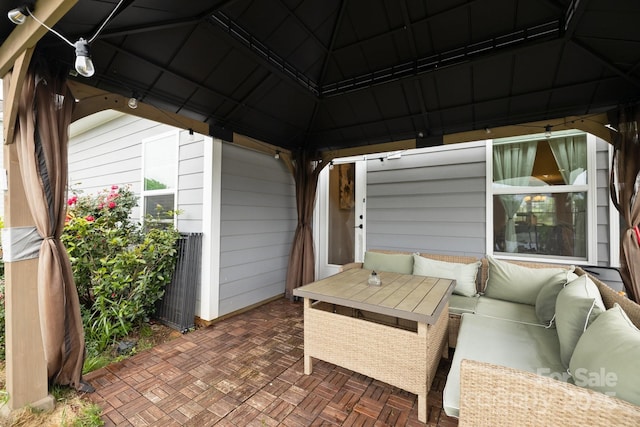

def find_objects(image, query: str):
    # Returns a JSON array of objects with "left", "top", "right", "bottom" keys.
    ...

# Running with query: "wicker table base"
[{"left": 302, "top": 298, "right": 449, "bottom": 423}]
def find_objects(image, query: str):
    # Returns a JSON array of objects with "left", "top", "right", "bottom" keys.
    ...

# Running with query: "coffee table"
[{"left": 293, "top": 268, "right": 454, "bottom": 423}]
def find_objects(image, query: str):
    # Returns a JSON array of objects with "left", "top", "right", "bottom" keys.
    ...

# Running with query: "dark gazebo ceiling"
[{"left": 3, "top": 0, "right": 640, "bottom": 152}]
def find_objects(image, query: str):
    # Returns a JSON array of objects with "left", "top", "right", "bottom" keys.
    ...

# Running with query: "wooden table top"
[{"left": 293, "top": 268, "right": 455, "bottom": 324}]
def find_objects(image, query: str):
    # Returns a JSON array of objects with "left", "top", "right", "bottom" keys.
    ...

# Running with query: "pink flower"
[
  {"left": 67, "top": 196, "right": 78, "bottom": 206},
  {"left": 111, "top": 185, "right": 118, "bottom": 191},
  {"left": 98, "top": 203, "right": 104, "bottom": 209},
  {"left": 108, "top": 201, "right": 116, "bottom": 209},
  {"left": 85, "top": 215, "right": 95, "bottom": 222}
]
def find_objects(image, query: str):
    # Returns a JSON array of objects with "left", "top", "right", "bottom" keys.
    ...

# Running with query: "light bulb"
[
  {"left": 8, "top": 7, "right": 28, "bottom": 25},
  {"left": 274, "top": 151, "right": 280, "bottom": 160},
  {"left": 544, "top": 125, "right": 552, "bottom": 139},
  {"left": 128, "top": 97, "right": 138, "bottom": 109},
  {"left": 74, "top": 38, "right": 95, "bottom": 77}
]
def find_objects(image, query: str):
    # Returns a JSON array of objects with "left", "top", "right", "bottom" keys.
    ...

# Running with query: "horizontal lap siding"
[
  {"left": 68, "top": 114, "right": 165, "bottom": 219},
  {"left": 177, "top": 133, "right": 205, "bottom": 233},
  {"left": 366, "top": 143, "right": 486, "bottom": 257},
  {"left": 69, "top": 115, "right": 205, "bottom": 232},
  {"left": 595, "top": 140, "right": 612, "bottom": 266},
  {"left": 363, "top": 139, "right": 612, "bottom": 264},
  {"left": 219, "top": 144, "right": 296, "bottom": 316}
]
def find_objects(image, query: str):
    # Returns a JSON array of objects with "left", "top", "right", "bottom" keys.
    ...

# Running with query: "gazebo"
[{"left": 1, "top": 0, "right": 640, "bottom": 412}]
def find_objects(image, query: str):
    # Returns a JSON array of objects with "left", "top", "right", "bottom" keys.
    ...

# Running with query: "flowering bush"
[{"left": 63, "top": 185, "right": 180, "bottom": 353}]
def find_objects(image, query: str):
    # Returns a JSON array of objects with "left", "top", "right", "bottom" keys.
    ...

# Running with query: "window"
[
  {"left": 490, "top": 130, "right": 595, "bottom": 262},
  {"left": 142, "top": 131, "right": 178, "bottom": 227}
]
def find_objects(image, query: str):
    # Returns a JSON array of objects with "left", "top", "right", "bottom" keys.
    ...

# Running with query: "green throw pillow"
[
  {"left": 362, "top": 251, "right": 413, "bottom": 274},
  {"left": 555, "top": 275, "right": 605, "bottom": 368},
  {"left": 569, "top": 304, "right": 640, "bottom": 406},
  {"left": 412, "top": 254, "right": 480, "bottom": 297},
  {"left": 483, "top": 256, "right": 573, "bottom": 305},
  {"left": 535, "top": 272, "right": 579, "bottom": 327}
]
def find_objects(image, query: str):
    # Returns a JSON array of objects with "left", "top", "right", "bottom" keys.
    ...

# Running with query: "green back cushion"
[
  {"left": 535, "top": 272, "right": 579, "bottom": 327},
  {"left": 362, "top": 251, "right": 413, "bottom": 274},
  {"left": 483, "top": 256, "right": 572, "bottom": 305},
  {"left": 555, "top": 275, "right": 605, "bottom": 368},
  {"left": 569, "top": 304, "right": 640, "bottom": 406},
  {"left": 412, "top": 254, "right": 480, "bottom": 297}
]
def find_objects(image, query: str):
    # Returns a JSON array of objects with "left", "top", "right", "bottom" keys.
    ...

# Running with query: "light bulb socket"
[
  {"left": 74, "top": 38, "right": 95, "bottom": 77},
  {"left": 544, "top": 125, "right": 552, "bottom": 138},
  {"left": 75, "top": 38, "right": 90, "bottom": 57},
  {"left": 7, "top": 5, "right": 30, "bottom": 25}
]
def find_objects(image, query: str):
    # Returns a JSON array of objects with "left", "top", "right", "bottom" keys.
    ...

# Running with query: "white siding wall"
[
  {"left": 366, "top": 142, "right": 487, "bottom": 258},
  {"left": 596, "top": 139, "right": 613, "bottom": 266},
  {"left": 364, "top": 138, "right": 614, "bottom": 264},
  {"left": 177, "top": 132, "right": 205, "bottom": 232},
  {"left": 218, "top": 144, "right": 296, "bottom": 316},
  {"left": 68, "top": 112, "right": 204, "bottom": 232}
]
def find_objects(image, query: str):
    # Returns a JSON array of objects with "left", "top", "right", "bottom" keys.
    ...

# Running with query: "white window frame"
[
  {"left": 485, "top": 130, "right": 597, "bottom": 265},
  {"left": 141, "top": 130, "right": 179, "bottom": 228}
]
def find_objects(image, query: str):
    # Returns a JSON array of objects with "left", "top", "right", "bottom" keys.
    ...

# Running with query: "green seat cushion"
[
  {"left": 362, "top": 251, "right": 413, "bottom": 274},
  {"left": 412, "top": 255, "right": 481, "bottom": 297},
  {"left": 443, "top": 313, "right": 564, "bottom": 418},
  {"left": 536, "top": 272, "right": 580, "bottom": 327},
  {"left": 570, "top": 304, "right": 640, "bottom": 406},
  {"left": 555, "top": 275, "right": 605, "bottom": 368},
  {"left": 449, "top": 294, "right": 479, "bottom": 315},
  {"left": 475, "top": 297, "right": 542, "bottom": 325},
  {"left": 483, "top": 256, "right": 573, "bottom": 305}
]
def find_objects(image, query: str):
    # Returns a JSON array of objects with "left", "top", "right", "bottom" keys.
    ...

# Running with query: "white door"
[{"left": 315, "top": 160, "right": 367, "bottom": 279}]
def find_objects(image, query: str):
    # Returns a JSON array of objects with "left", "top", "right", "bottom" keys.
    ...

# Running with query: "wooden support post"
[{"left": 3, "top": 69, "right": 54, "bottom": 413}]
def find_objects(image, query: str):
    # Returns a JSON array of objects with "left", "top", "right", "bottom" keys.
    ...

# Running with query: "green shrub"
[{"left": 62, "top": 185, "right": 180, "bottom": 353}]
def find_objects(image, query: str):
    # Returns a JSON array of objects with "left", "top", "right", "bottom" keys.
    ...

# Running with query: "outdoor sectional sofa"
[{"left": 346, "top": 249, "right": 640, "bottom": 426}]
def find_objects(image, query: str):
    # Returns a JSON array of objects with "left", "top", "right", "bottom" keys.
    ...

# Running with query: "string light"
[{"left": 7, "top": 0, "right": 125, "bottom": 78}]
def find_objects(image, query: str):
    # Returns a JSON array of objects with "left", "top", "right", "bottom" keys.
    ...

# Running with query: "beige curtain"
[
  {"left": 493, "top": 141, "right": 538, "bottom": 252},
  {"left": 285, "top": 150, "right": 326, "bottom": 299},
  {"left": 610, "top": 105, "right": 640, "bottom": 303},
  {"left": 14, "top": 62, "right": 87, "bottom": 390}
]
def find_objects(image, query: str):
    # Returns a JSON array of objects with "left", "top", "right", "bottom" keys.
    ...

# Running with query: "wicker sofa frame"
[
  {"left": 346, "top": 250, "right": 640, "bottom": 425},
  {"left": 459, "top": 268, "right": 640, "bottom": 426}
]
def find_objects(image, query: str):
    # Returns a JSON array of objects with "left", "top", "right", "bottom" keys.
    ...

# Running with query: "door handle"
[{"left": 354, "top": 224, "right": 363, "bottom": 229}]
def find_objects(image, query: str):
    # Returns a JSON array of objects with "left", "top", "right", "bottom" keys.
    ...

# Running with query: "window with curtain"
[
  {"left": 142, "top": 131, "right": 179, "bottom": 228},
  {"left": 491, "top": 131, "right": 590, "bottom": 260}
]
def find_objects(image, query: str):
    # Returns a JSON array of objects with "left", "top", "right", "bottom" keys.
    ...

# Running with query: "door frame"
[{"left": 314, "top": 158, "right": 367, "bottom": 279}]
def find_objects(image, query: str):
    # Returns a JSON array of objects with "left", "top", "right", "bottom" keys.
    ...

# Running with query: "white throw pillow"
[{"left": 412, "top": 254, "right": 481, "bottom": 297}]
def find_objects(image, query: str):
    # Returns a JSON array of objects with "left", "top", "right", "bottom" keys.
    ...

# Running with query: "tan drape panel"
[
  {"left": 285, "top": 151, "right": 326, "bottom": 299},
  {"left": 14, "top": 63, "right": 87, "bottom": 389},
  {"left": 610, "top": 105, "right": 640, "bottom": 303}
]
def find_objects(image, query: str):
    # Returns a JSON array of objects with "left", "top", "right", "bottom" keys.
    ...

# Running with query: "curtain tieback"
[
  {"left": 1, "top": 226, "right": 43, "bottom": 262},
  {"left": 633, "top": 225, "right": 640, "bottom": 246}
]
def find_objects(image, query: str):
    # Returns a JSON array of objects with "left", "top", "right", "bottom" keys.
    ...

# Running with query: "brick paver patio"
[{"left": 84, "top": 298, "right": 459, "bottom": 426}]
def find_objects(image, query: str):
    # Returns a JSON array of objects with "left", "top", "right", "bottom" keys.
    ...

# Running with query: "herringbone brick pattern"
[{"left": 84, "top": 298, "right": 458, "bottom": 426}]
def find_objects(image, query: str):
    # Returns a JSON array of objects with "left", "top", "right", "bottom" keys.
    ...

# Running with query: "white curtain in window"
[
  {"left": 548, "top": 136, "right": 586, "bottom": 185},
  {"left": 493, "top": 141, "right": 538, "bottom": 252},
  {"left": 549, "top": 136, "right": 587, "bottom": 256}
]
